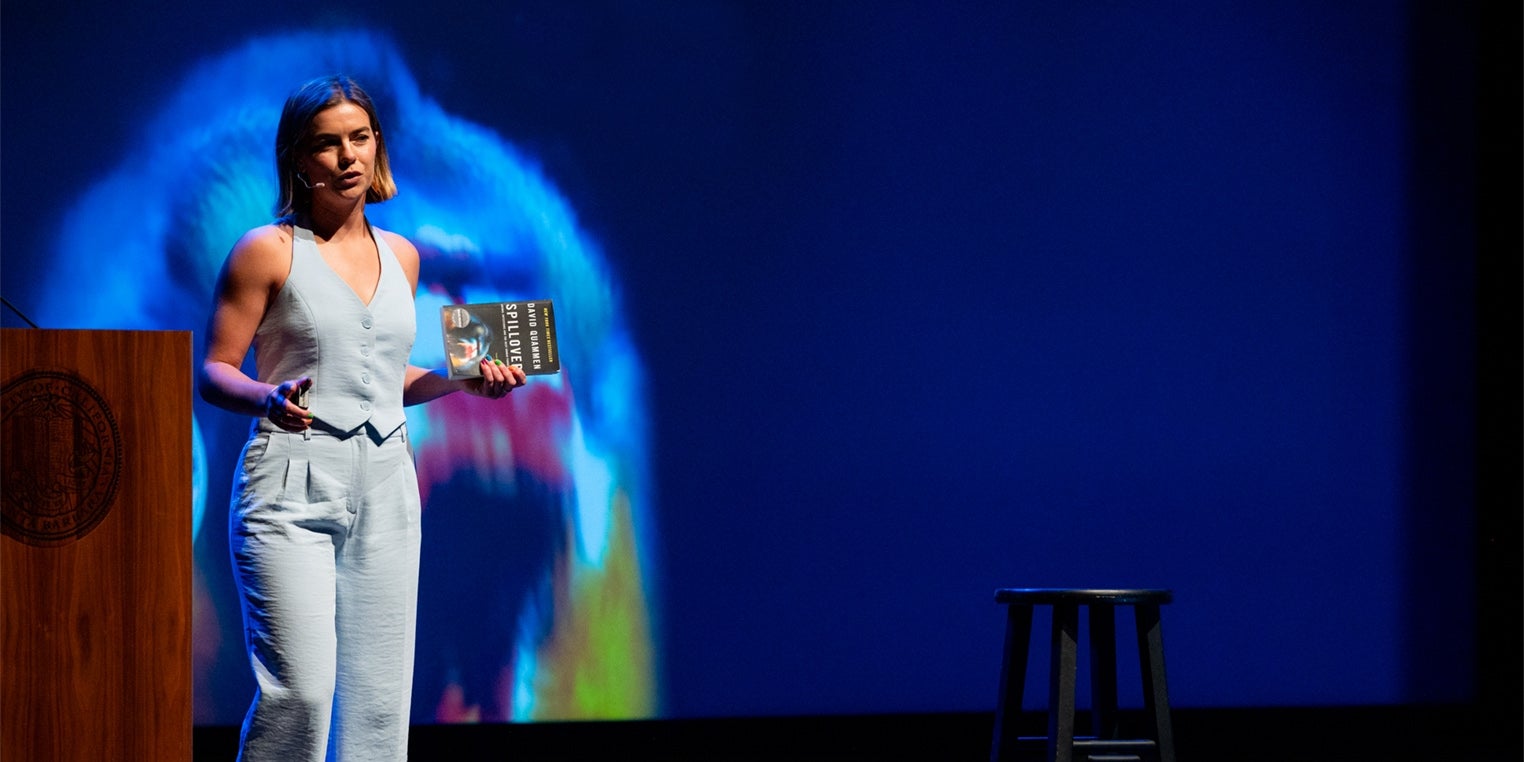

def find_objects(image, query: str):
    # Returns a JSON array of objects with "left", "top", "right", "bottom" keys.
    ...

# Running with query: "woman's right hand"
[{"left": 264, "top": 377, "right": 314, "bottom": 431}]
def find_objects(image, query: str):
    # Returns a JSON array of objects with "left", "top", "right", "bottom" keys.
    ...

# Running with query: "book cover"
[{"left": 441, "top": 299, "right": 560, "bottom": 379}]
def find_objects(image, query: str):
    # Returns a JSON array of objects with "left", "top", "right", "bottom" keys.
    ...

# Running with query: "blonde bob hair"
[{"left": 273, "top": 75, "right": 397, "bottom": 217}]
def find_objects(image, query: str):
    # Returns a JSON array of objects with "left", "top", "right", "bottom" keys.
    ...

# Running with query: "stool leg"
[
  {"left": 1048, "top": 602, "right": 1079, "bottom": 762},
  {"left": 1135, "top": 603, "right": 1175, "bottom": 762},
  {"left": 991, "top": 604, "right": 1033, "bottom": 762},
  {"left": 1088, "top": 604, "right": 1119, "bottom": 740}
]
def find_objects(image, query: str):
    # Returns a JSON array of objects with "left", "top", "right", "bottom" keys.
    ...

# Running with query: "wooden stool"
[{"left": 990, "top": 588, "right": 1176, "bottom": 762}]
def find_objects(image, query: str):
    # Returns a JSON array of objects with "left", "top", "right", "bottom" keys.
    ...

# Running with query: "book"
[{"left": 441, "top": 299, "right": 561, "bottom": 379}]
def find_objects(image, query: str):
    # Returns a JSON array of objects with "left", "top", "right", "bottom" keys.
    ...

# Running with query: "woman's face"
[{"left": 299, "top": 101, "right": 377, "bottom": 200}]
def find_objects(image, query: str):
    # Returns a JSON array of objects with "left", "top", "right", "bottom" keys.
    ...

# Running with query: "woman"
[{"left": 198, "top": 75, "right": 525, "bottom": 761}]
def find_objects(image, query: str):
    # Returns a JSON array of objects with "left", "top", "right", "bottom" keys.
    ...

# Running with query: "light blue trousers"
[{"left": 230, "top": 423, "right": 421, "bottom": 761}]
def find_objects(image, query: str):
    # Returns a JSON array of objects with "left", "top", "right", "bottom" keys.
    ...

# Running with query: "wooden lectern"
[{"left": 1, "top": 329, "right": 193, "bottom": 761}]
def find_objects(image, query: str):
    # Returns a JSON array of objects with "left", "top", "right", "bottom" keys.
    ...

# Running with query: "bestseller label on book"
[{"left": 442, "top": 299, "right": 560, "bottom": 379}]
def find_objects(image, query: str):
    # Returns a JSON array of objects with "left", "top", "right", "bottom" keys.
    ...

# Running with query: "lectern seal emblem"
[{"left": 1, "top": 369, "right": 123, "bottom": 546}]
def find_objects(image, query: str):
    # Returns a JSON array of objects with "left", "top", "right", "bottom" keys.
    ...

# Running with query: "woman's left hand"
[{"left": 465, "top": 358, "right": 527, "bottom": 399}]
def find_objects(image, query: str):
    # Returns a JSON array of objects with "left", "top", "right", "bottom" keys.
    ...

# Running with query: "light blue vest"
[{"left": 252, "top": 223, "right": 416, "bottom": 436}]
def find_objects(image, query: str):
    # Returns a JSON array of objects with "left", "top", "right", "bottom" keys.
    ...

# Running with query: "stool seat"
[
  {"left": 995, "top": 589, "right": 1173, "bottom": 606},
  {"left": 990, "top": 588, "right": 1175, "bottom": 762}
]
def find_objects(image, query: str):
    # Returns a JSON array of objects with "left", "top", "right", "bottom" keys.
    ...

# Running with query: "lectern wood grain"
[{"left": 2, "top": 328, "right": 193, "bottom": 761}]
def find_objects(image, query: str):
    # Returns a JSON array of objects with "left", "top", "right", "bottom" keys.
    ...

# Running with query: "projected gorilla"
[{"left": 31, "top": 31, "right": 657, "bottom": 724}]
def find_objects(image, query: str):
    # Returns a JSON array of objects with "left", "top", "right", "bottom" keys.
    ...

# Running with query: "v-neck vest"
[{"left": 252, "top": 224, "right": 416, "bottom": 436}]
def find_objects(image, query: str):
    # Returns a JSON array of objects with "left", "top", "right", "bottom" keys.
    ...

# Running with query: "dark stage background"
[{"left": 3, "top": 0, "right": 1517, "bottom": 756}]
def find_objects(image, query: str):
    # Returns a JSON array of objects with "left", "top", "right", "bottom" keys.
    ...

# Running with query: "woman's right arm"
[{"left": 198, "top": 227, "right": 303, "bottom": 420}]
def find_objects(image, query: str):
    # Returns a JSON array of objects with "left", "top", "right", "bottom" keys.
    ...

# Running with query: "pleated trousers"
[{"left": 229, "top": 422, "right": 421, "bottom": 762}]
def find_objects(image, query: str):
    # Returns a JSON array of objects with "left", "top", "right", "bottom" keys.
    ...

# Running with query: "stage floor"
[{"left": 193, "top": 705, "right": 1516, "bottom": 761}]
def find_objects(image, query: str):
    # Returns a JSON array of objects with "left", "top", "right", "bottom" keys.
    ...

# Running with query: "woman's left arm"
[
  {"left": 403, "top": 361, "right": 527, "bottom": 405},
  {"left": 388, "top": 230, "right": 527, "bottom": 406},
  {"left": 403, "top": 365, "right": 459, "bottom": 405}
]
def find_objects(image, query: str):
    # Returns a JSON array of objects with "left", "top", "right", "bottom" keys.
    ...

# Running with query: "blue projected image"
[{"left": 24, "top": 30, "right": 658, "bottom": 724}]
